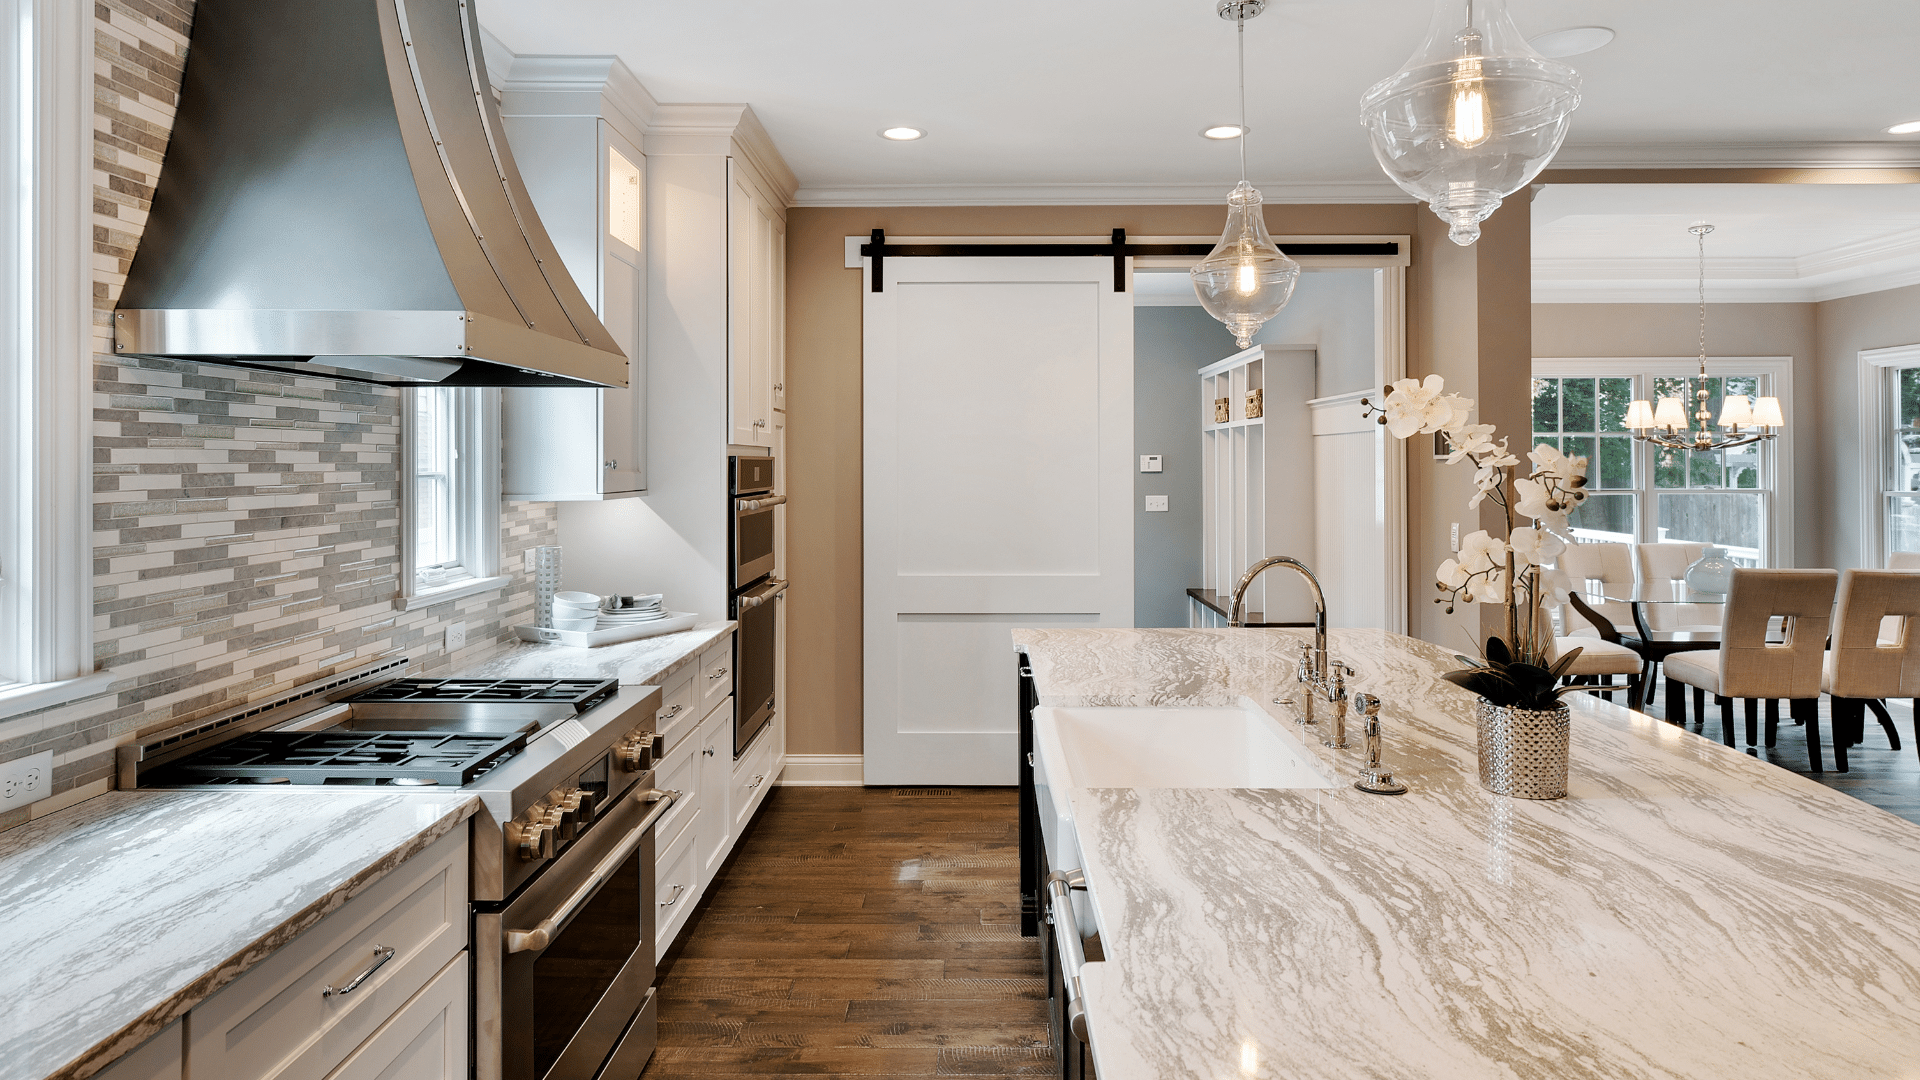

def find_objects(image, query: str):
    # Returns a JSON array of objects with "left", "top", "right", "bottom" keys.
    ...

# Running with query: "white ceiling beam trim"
[
  {"left": 1549, "top": 141, "right": 1920, "bottom": 169},
  {"left": 795, "top": 180, "right": 1416, "bottom": 208}
]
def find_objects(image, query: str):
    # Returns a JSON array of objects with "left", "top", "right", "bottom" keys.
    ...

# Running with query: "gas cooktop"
[
  {"left": 146, "top": 729, "right": 530, "bottom": 787},
  {"left": 345, "top": 678, "right": 618, "bottom": 708}
]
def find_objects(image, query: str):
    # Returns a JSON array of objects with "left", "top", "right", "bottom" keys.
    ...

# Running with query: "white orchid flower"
[
  {"left": 1535, "top": 566, "right": 1573, "bottom": 608},
  {"left": 1436, "top": 558, "right": 1468, "bottom": 589},
  {"left": 1457, "top": 529, "right": 1508, "bottom": 574},
  {"left": 1527, "top": 443, "right": 1588, "bottom": 484},
  {"left": 1445, "top": 423, "right": 1498, "bottom": 464},
  {"left": 1466, "top": 567, "right": 1508, "bottom": 605},
  {"left": 1509, "top": 526, "right": 1566, "bottom": 569},
  {"left": 1466, "top": 461, "right": 1504, "bottom": 509},
  {"left": 1382, "top": 374, "right": 1445, "bottom": 438},
  {"left": 1432, "top": 392, "right": 1475, "bottom": 434},
  {"left": 1514, "top": 480, "right": 1574, "bottom": 535}
]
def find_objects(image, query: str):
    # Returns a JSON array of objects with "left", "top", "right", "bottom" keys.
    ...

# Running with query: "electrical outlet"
[
  {"left": 1451, "top": 522, "right": 1460, "bottom": 552},
  {"left": 1144, "top": 495, "right": 1169, "bottom": 513},
  {"left": 445, "top": 622, "right": 467, "bottom": 651},
  {"left": 1139, "top": 454, "right": 1163, "bottom": 473},
  {"left": 523, "top": 549, "right": 536, "bottom": 573},
  {"left": 0, "top": 751, "right": 54, "bottom": 809}
]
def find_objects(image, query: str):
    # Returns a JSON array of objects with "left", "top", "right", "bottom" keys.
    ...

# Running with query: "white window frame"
[
  {"left": 1533, "top": 357, "right": 1794, "bottom": 568},
  {"left": 1859, "top": 342, "right": 1920, "bottom": 569},
  {"left": 396, "top": 386, "right": 507, "bottom": 609},
  {"left": 0, "top": 0, "right": 110, "bottom": 719}
]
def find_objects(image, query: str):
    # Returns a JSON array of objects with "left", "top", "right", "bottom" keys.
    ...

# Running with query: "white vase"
[{"left": 1683, "top": 545, "right": 1734, "bottom": 596}]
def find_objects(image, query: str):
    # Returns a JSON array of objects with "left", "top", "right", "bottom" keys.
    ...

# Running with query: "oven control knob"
[
  {"left": 516, "top": 821, "right": 555, "bottom": 862},
  {"left": 615, "top": 733, "right": 658, "bottom": 772},
  {"left": 542, "top": 802, "right": 579, "bottom": 843},
  {"left": 562, "top": 789, "right": 596, "bottom": 825}
]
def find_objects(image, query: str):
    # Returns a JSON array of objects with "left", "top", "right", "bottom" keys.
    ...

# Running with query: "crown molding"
[
  {"left": 1550, "top": 140, "right": 1920, "bottom": 169},
  {"left": 791, "top": 179, "right": 1416, "bottom": 208},
  {"left": 646, "top": 103, "right": 799, "bottom": 206}
]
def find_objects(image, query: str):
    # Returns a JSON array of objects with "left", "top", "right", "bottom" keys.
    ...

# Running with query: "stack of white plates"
[{"left": 597, "top": 593, "right": 666, "bottom": 629}]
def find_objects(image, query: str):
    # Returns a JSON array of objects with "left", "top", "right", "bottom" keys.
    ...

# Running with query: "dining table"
[{"left": 1576, "top": 585, "right": 1727, "bottom": 711}]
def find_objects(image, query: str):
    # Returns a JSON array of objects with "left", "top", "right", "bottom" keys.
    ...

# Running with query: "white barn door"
[{"left": 864, "top": 255, "right": 1133, "bottom": 785}]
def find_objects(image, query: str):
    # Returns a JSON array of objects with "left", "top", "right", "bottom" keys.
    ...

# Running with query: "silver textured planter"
[{"left": 1475, "top": 698, "right": 1570, "bottom": 800}]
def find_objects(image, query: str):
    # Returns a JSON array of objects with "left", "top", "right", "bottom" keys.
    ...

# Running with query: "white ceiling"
[
  {"left": 1532, "top": 184, "right": 1920, "bottom": 303},
  {"left": 481, "top": 0, "right": 1920, "bottom": 206}
]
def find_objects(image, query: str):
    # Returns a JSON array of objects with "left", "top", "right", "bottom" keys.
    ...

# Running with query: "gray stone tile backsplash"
[{"left": 0, "top": 0, "right": 559, "bottom": 830}]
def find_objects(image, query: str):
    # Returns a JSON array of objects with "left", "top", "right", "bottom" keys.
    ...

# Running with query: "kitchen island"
[{"left": 1016, "top": 627, "right": 1920, "bottom": 1080}]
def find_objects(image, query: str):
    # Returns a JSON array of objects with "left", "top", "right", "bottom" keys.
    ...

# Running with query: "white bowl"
[
  {"left": 552, "top": 616, "right": 598, "bottom": 631},
  {"left": 554, "top": 591, "right": 600, "bottom": 605}
]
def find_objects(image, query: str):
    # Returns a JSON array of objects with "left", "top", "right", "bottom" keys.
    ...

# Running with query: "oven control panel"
[{"left": 510, "top": 754, "right": 615, "bottom": 863}]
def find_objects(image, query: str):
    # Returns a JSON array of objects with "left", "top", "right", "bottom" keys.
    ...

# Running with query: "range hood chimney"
[{"left": 113, "top": 0, "right": 627, "bottom": 388}]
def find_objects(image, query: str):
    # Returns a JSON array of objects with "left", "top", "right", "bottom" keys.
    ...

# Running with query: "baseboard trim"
[{"left": 778, "top": 753, "right": 864, "bottom": 786}]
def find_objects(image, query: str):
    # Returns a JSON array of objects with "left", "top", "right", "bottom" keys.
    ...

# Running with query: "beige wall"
[
  {"left": 782, "top": 202, "right": 1551, "bottom": 756},
  {"left": 1811, "top": 283, "right": 1920, "bottom": 569},
  {"left": 1532, "top": 301, "right": 1820, "bottom": 562}
]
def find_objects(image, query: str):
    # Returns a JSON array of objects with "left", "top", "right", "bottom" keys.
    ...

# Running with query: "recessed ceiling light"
[
  {"left": 1201, "top": 124, "right": 1248, "bottom": 140},
  {"left": 1888, "top": 120, "right": 1920, "bottom": 135},
  {"left": 1527, "top": 26, "right": 1615, "bottom": 58},
  {"left": 879, "top": 127, "right": 925, "bottom": 141}
]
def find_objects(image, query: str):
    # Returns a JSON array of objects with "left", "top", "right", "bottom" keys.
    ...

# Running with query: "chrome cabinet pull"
[
  {"left": 703, "top": 746, "right": 716, "bottom": 757},
  {"left": 709, "top": 667, "right": 729, "bottom": 680},
  {"left": 322, "top": 945, "right": 395, "bottom": 998},
  {"left": 746, "top": 774, "right": 765, "bottom": 791},
  {"left": 1045, "top": 870, "right": 1092, "bottom": 1043},
  {"left": 738, "top": 494, "right": 787, "bottom": 512},
  {"left": 739, "top": 579, "right": 789, "bottom": 610},
  {"left": 658, "top": 883, "right": 686, "bottom": 908}
]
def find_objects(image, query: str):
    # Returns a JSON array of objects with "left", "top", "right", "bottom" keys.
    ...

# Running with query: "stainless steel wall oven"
[{"left": 729, "top": 456, "right": 786, "bottom": 757}]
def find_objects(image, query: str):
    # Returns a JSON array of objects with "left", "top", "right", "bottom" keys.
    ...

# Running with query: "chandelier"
[
  {"left": 1623, "top": 224, "right": 1784, "bottom": 452},
  {"left": 1359, "top": 0, "right": 1581, "bottom": 246},
  {"left": 1190, "top": 0, "right": 1298, "bottom": 348}
]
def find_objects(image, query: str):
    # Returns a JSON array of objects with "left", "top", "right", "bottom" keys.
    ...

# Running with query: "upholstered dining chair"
[
  {"left": 1823, "top": 569, "right": 1920, "bottom": 771},
  {"left": 1558, "top": 542, "right": 1635, "bottom": 637},
  {"left": 1663, "top": 568, "right": 1839, "bottom": 770},
  {"left": 1635, "top": 542, "right": 1717, "bottom": 632},
  {"left": 1556, "top": 592, "right": 1645, "bottom": 705}
]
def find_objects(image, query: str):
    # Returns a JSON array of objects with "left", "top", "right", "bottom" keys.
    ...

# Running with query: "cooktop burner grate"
[
  {"left": 156, "top": 729, "right": 531, "bottom": 786},
  {"left": 344, "top": 678, "right": 618, "bottom": 709}
]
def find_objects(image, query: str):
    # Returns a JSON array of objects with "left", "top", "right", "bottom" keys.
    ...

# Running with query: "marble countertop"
[
  {"left": 0, "top": 790, "right": 477, "bottom": 1080},
  {"left": 1014, "top": 627, "right": 1920, "bottom": 1080},
  {"left": 454, "top": 621, "right": 734, "bottom": 685}
]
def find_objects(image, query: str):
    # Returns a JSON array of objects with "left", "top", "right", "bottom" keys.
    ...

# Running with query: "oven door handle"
[
  {"left": 739, "top": 579, "right": 788, "bottom": 611},
  {"left": 505, "top": 789, "right": 676, "bottom": 955},
  {"left": 736, "top": 494, "right": 786, "bottom": 514}
]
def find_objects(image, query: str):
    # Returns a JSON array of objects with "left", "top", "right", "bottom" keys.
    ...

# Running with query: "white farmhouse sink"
[{"left": 1036, "top": 700, "right": 1336, "bottom": 790}]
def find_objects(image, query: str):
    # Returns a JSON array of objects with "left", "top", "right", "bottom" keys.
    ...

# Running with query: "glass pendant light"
[
  {"left": 1191, "top": 0, "right": 1298, "bottom": 349},
  {"left": 1359, "top": 0, "right": 1581, "bottom": 246}
]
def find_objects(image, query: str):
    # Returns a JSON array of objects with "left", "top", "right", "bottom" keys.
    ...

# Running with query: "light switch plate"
[
  {"left": 0, "top": 750, "right": 54, "bottom": 810},
  {"left": 445, "top": 622, "right": 467, "bottom": 651},
  {"left": 1139, "top": 454, "right": 1163, "bottom": 473},
  {"left": 1451, "top": 523, "right": 1460, "bottom": 552},
  {"left": 1145, "top": 495, "right": 1169, "bottom": 512}
]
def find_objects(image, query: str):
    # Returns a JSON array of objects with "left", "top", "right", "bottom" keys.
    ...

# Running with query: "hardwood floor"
[{"left": 641, "top": 786, "right": 1055, "bottom": 1079}]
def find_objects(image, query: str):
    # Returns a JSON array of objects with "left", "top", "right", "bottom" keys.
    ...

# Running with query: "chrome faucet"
[
  {"left": 1352, "top": 694, "right": 1408, "bottom": 795},
  {"left": 1228, "top": 556, "right": 1349, "bottom": 748}
]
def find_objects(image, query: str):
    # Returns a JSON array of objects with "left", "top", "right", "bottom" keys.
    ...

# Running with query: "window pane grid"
[
  {"left": 1532, "top": 376, "right": 1637, "bottom": 541},
  {"left": 414, "top": 388, "right": 463, "bottom": 583}
]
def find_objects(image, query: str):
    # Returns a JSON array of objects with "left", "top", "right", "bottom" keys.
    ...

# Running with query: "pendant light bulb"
[
  {"left": 1360, "top": 0, "right": 1580, "bottom": 246},
  {"left": 1192, "top": 0, "right": 1296, "bottom": 348}
]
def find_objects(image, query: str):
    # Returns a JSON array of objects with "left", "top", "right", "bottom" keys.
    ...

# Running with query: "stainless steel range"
[{"left": 118, "top": 661, "right": 675, "bottom": 1080}]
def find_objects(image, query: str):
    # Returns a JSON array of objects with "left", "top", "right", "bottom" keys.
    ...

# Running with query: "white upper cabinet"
[
  {"left": 728, "top": 160, "right": 784, "bottom": 448},
  {"left": 499, "top": 69, "right": 650, "bottom": 500}
]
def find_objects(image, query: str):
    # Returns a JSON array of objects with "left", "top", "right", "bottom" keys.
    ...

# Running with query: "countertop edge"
[{"left": 52, "top": 795, "right": 481, "bottom": 1080}]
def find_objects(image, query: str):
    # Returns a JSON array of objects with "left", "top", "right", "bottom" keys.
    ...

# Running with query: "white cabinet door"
[
  {"left": 727, "top": 161, "right": 759, "bottom": 448},
  {"left": 862, "top": 255, "right": 1133, "bottom": 784},
  {"left": 323, "top": 953, "right": 467, "bottom": 1080},
  {"left": 771, "top": 216, "right": 786, "bottom": 413},
  {"left": 697, "top": 697, "right": 734, "bottom": 885}
]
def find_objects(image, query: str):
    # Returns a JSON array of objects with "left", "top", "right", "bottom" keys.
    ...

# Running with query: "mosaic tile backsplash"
[{"left": 0, "top": 0, "right": 557, "bottom": 830}]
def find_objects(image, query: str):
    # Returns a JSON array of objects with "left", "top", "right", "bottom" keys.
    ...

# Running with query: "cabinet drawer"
[
  {"left": 322, "top": 951, "right": 467, "bottom": 1080},
  {"left": 655, "top": 663, "right": 698, "bottom": 752},
  {"left": 652, "top": 731, "right": 699, "bottom": 852},
  {"left": 190, "top": 826, "right": 468, "bottom": 1080},
  {"left": 731, "top": 731, "right": 776, "bottom": 833},
  {"left": 655, "top": 816, "right": 701, "bottom": 948},
  {"left": 699, "top": 636, "right": 732, "bottom": 708}
]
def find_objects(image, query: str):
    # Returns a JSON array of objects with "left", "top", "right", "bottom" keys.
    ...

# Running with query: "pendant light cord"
[
  {"left": 1237, "top": 16, "right": 1248, "bottom": 182},
  {"left": 1696, "top": 225, "right": 1708, "bottom": 378}
]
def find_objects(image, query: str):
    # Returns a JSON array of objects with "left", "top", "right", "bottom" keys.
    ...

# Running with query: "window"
[
  {"left": 1532, "top": 358, "right": 1792, "bottom": 567},
  {"left": 399, "top": 387, "right": 504, "bottom": 608},
  {"left": 0, "top": 0, "right": 107, "bottom": 716},
  {"left": 1863, "top": 344, "right": 1920, "bottom": 566}
]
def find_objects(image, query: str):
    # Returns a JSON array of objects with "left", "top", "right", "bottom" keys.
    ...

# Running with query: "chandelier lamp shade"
[
  {"left": 1359, "top": 0, "right": 1581, "bottom": 246},
  {"left": 1191, "top": 0, "right": 1299, "bottom": 348},
  {"left": 1625, "top": 224, "right": 1784, "bottom": 453}
]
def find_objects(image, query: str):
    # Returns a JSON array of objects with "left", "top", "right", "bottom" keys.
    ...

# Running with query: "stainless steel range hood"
[{"left": 112, "top": 0, "right": 627, "bottom": 388}]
